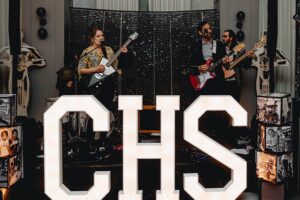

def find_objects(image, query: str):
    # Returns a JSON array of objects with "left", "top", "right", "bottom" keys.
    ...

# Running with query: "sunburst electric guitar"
[{"left": 222, "top": 35, "right": 267, "bottom": 79}]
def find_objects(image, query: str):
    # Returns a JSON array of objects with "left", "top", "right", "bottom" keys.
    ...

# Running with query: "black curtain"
[
  {"left": 267, "top": 0, "right": 278, "bottom": 93},
  {"left": 9, "top": 0, "right": 21, "bottom": 95}
]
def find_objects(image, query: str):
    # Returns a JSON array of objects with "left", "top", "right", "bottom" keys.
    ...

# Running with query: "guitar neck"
[
  {"left": 228, "top": 46, "right": 256, "bottom": 70},
  {"left": 208, "top": 59, "right": 223, "bottom": 72},
  {"left": 208, "top": 51, "right": 235, "bottom": 72},
  {"left": 228, "top": 53, "right": 247, "bottom": 70},
  {"left": 106, "top": 39, "right": 132, "bottom": 66}
]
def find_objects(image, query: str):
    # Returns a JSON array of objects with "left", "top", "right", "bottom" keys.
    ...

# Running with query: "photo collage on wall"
[
  {"left": 258, "top": 123, "right": 266, "bottom": 151},
  {"left": 257, "top": 97, "right": 281, "bottom": 125},
  {"left": 277, "top": 153, "right": 293, "bottom": 182},
  {"left": 256, "top": 151, "right": 277, "bottom": 184},
  {"left": 0, "top": 95, "right": 16, "bottom": 126},
  {"left": 265, "top": 126, "right": 292, "bottom": 153},
  {"left": 0, "top": 125, "right": 23, "bottom": 187}
]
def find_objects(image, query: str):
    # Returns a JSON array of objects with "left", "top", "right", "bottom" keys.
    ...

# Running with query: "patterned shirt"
[{"left": 78, "top": 46, "right": 118, "bottom": 78}]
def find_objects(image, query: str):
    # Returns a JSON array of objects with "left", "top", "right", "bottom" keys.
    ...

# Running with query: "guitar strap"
[
  {"left": 212, "top": 40, "right": 217, "bottom": 54},
  {"left": 101, "top": 45, "right": 108, "bottom": 59}
]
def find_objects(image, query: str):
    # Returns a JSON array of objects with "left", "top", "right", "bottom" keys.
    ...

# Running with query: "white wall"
[
  {"left": 72, "top": 0, "right": 214, "bottom": 11},
  {"left": 22, "top": 0, "right": 64, "bottom": 121},
  {"left": 72, "top": 0, "right": 97, "bottom": 8},
  {"left": 220, "top": 0, "right": 260, "bottom": 124},
  {"left": 0, "top": 0, "right": 9, "bottom": 47},
  {"left": 72, "top": 0, "right": 139, "bottom": 10},
  {"left": 191, "top": 0, "right": 214, "bottom": 10}
]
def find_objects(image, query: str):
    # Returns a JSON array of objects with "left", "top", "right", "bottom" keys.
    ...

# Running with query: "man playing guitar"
[
  {"left": 187, "top": 21, "right": 228, "bottom": 99},
  {"left": 221, "top": 30, "right": 254, "bottom": 102}
]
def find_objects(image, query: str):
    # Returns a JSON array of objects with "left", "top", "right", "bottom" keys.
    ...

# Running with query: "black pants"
[
  {"left": 190, "top": 78, "right": 230, "bottom": 141},
  {"left": 87, "top": 76, "right": 116, "bottom": 146},
  {"left": 93, "top": 76, "right": 116, "bottom": 112},
  {"left": 223, "top": 80, "right": 241, "bottom": 102},
  {"left": 191, "top": 78, "right": 225, "bottom": 101}
]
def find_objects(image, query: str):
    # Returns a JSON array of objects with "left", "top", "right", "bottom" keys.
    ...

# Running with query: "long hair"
[
  {"left": 197, "top": 21, "right": 209, "bottom": 33},
  {"left": 88, "top": 27, "right": 104, "bottom": 45}
]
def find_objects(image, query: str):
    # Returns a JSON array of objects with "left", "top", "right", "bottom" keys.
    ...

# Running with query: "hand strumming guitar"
[
  {"left": 222, "top": 55, "right": 235, "bottom": 79},
  {"left": 198, "top": 64, "right": 209, "bottom": 73},
  {"left": 222, "top": 66, "right": 236, "bottom": 79},
  {"left": 94, "top": 64, "right": 105, "bottom": 73}
]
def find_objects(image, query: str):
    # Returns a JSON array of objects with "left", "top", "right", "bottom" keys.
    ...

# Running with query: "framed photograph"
[
  {"left": 0, "top": 125, "right": 23, "bottom": 187},
  {"left": 257, "top": 93, "right": 291, "bottom": 125},
  {"left": 256, "top": 151, "right": 293, "bottom": 183},
  {"left": 277, "top": 153, "right": 293, "bottom": 182},
  {"left": 258, "top": 123, "right": 292, "bottom": 153},
  {"left": 8, "top": 155, "right": 23, "bottom": 186},
  {"left": 0, "top": 94, "right": 16, "bottom": 126}
]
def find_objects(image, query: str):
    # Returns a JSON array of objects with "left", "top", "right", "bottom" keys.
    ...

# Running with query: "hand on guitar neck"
[
  {"left": 222, "top": 49, "right": 254, "bottom": 79},
  {"left": 120, "top": 47, "right": 128, "bottom": 53}
]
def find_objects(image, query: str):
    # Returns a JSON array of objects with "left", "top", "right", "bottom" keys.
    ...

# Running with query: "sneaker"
[{"left": 236, "top": 136, "right": 251, "bottom": 145}]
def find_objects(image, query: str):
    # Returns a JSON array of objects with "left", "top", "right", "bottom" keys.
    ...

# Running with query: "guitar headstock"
[
  {"left": 129, "top": 32, "right": 138, "bottom": 41},
  {"left": 255, "top": 34, "right": 267, "bottom": 49},
  {"left": 233, "top": 43, "right": 246, "bottom": 53}
]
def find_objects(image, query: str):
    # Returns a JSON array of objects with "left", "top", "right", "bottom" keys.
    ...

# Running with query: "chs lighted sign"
[{"left": 44, "top": 95, "right": 247, "bottom": 200}]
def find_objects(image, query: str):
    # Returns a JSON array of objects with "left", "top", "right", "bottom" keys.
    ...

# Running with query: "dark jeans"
[{"left": 223, "top": 80, "right": 241, "bottom": 102}]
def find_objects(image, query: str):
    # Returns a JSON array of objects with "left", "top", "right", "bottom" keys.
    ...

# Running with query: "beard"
[
  {"left": 223, "top": 40, "right": 230, "bottom": 45},
  {"left": 202, "top": 31, "right": 212, "bottom": 40}
]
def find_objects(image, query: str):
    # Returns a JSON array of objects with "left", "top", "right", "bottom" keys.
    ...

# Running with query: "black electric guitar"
[{"left": 83, "top": 32, "right": 138, "bottom": 91}]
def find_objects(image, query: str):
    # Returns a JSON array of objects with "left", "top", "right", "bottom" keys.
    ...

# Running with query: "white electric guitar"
[{"left": 87, "top": 32, "right": 138, "bottom": 89}]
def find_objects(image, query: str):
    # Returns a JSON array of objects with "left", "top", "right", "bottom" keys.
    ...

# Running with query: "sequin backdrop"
[{"left": 69, "top": 8, "right": 220, "bottom": 106}]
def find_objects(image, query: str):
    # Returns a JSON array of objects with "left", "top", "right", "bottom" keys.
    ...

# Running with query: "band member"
[
  {"left": 56, "top": 66, "right": 75, "bottom": 96},
  {"left": 187, "top": 21, "right": 231, "bottom": 141},
  {"left": 77, "top": 27, "right": 128, "bottom": 154},
  {"left": 222, "top": 30, "right": 253, "bottom": 101},
  {"left": 187, "top": 21, "right": 228, "bottom": 99},
  {"left": 77, "top": 27, "right": 127, "bottom": 111}
]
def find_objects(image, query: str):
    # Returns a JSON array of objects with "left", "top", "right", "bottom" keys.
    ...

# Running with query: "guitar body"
[
  {"left": 189, "top": 72, "right": 215, "bottom": 91},
  {"left": 88, "top": 58, "right": 116, "bottom": 88},
  {"left": 78, "top": 58, "right": 114, "bottom": 94},
  {"left": 80, "top": 32, "right": 138, "bottom": 91},
  {"left": 189, "top": 59, "right": 215, "bottom": 91}
]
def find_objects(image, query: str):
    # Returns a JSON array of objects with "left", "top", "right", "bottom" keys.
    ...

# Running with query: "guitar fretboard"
[
  {"left": 106, "top": 39, "right": 132, "bottom": 67},
  {"left": 208, "top": 50, "right": 236, "bottom": 72},
  {"left": 228, "top": 39, "right": 265, "bottom": 70}
]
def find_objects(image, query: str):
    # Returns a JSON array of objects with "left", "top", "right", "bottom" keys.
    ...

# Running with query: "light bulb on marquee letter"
[
  {"left": 184, "top": 95, "right": 248, "bottom": 200},
  {"left": 44, "top": 96, "right": 111, "bottom": 200},
  {"left": 118, "top": 95, "right": 180, "bottom": 200}
]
